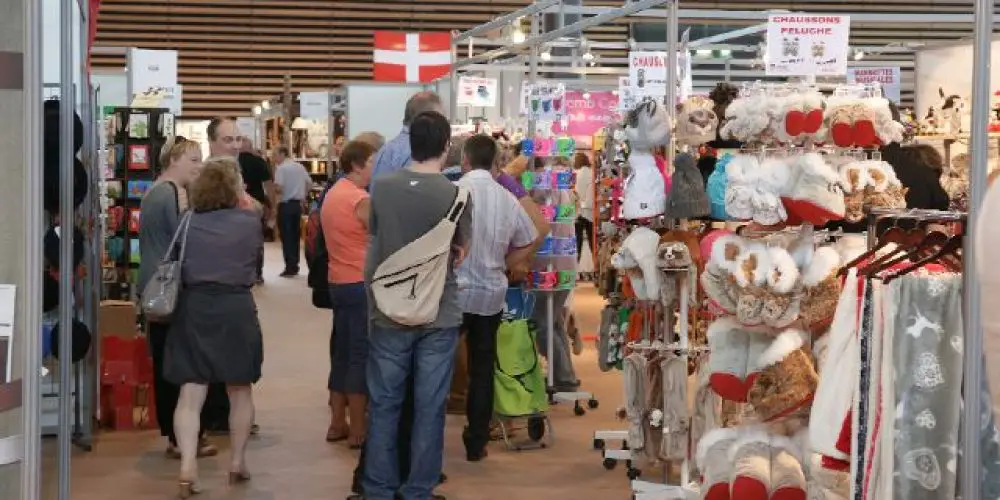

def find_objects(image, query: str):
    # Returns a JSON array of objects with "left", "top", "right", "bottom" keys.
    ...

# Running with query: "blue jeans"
[{"left": 363, "top": 324, "right": 458, "bottom": 500}]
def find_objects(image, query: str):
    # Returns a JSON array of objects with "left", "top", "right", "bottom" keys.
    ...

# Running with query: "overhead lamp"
[
  {"left": 509, "top": 21, "right": 526, "bottom": 44},
  {"left": 720, "top": 49, "right": 732, "bottom": 57},
  {"left": 252, "top": 105, "right": 262, "bottom": 116},
  {"left": 540, "top": 48, "right": 552, "bottom": 61},
  {"left": 696, "top": 49, "right": 712, "bottom": 58},
  {"left": 853, "top": 49, "right": 866, "bottom": 61},
  {"left": 581, "top": 51, "right": 595, "bottom": 62},
  {"left": 261, "top": 100, "right": 271, "bottom": 110}
]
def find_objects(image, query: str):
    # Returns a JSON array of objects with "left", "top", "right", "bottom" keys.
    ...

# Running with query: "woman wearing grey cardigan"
[{"left": 163, "top": 157, "right": 264, "bottom": 498}]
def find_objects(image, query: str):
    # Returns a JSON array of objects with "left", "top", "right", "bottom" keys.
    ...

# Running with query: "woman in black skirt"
[{"left": 164, "top": 157, "right": 264, "bottom": 498}]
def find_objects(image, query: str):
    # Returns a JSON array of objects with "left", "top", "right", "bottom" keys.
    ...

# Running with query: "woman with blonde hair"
[
  {"left": 139, "top": 136, "right": 217, "bottom": 461},
  {"left": 163, "top": 157, "right": 264, "bottom": 497}
]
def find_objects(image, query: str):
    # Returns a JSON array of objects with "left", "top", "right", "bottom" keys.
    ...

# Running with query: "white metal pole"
[
  {"left": 678, "top": 276, "right": 689, "bottom": 485},
  {"left": 22, "top": 0, "right": 44, "bottom": 495},
  {"left": 58, "top": 0, "right": 75, "bottom": 496},
  {"left": 665, "top": 1, "right": 678, "bottom": 173},
  {"left": 963, "top": 0, "right": 991, "bottom": 494}
]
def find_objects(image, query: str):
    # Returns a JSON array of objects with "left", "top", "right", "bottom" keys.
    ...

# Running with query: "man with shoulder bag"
[{"left": 361, "top": 111, "right": 471, "bottom": 500}]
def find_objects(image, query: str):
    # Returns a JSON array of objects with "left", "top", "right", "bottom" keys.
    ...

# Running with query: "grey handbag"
[{"left": 141, "top": 211, "right": 193, "bottom": 321}]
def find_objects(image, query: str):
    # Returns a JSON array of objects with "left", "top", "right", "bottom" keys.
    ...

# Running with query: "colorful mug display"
[
  {"left": 520, "top": 136, "right": 577, "bottom": 158},
  {"left": 520, "top": 168, "right": 575, "bottom": 191},
  {"left": 534, "top": 236, "right": 576, "bottom": 257},
  {"left": 127, "top": 180, "right": 153, "bottom": 199},
  {"left": 526, "top": 270, "right": 576, "bottom": 291},
  {"left": 540, "top": 203, "right": 576, "bottom": 222}
]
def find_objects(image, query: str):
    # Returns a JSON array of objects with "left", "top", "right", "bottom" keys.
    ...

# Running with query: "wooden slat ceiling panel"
[
  {"left": 95, "top": 0, "right": 976, "bottom": 119},
  {"left": 95, "top": 0, "right": 634, "bottom": 118}
]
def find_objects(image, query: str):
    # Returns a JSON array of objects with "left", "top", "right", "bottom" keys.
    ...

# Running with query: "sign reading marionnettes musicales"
[
  {"left": 765, "top": 14, "right": 851, "bottom": 77},
  {"left": 372, "top": 31, "right": 452, "bottom": 84}
]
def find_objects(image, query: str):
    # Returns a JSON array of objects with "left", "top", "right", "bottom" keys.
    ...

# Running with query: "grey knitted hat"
[{"left": 665, "top": 152, "right": 711, "bottom": 218}]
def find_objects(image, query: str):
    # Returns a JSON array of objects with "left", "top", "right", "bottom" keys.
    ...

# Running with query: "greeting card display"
[
  {"left": 107, "top": 206, "right": 126, "bottom": 233},
  {"left": 129, "top": 144, "right": 150, "bottom": 170},
  {"left": 128, "top": 208, "right": 141, "bottom": 233},
  {"left": 106, "top": 181, "right": 122, "bottom": 200},
  {"left": 127, "top": 180, "right": 153, "bottom": 199}
]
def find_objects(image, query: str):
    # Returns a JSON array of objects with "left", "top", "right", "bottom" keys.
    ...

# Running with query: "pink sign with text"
[{"left": 552, "top": 91, "right": 620, "bottom": 148}]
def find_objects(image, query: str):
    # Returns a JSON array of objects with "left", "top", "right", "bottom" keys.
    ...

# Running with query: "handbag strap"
[{"left": 161, "top": 211, "right": 193, "bottom": 264}]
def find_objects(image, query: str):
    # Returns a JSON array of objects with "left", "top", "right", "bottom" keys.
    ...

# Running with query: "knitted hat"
[
  {"left": 612, "top": 227, "right": 662, "bottom": 301},
  {"left": 622, "top": 151, "right": 667, "bottom": 219},
  {"left": 706, "top": 153, "right": 732, "bottom": 220},
  {"left": 664, "top": 152, "right": 710, "bottom": 218}
]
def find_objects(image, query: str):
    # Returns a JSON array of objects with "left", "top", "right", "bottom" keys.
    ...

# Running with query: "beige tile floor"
[{"left": 41, "top": 244, "right": 632, "bottom": 499}]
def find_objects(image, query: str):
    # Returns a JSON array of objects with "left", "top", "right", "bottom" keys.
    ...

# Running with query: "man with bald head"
[{"left": 368, "top": 91, "right": 444, "bottom": 196}]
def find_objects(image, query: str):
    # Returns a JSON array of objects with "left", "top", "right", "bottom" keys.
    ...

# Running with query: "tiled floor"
[{"left": 41, "top": 244, "right": 631, "bottom": 499}]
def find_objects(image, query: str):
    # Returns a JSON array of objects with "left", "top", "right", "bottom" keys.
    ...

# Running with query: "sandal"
[
  {"left": 228, "top": 469, "right": 252, "bottom": 486},
  {"left": 166, "top": 439, "right": 218, "bottom": 460},
  {"left": 177, "top": 479, "right": 202, "bottom": 499},
  {"left": 326, "top": 425, "right": 349, "bottom": 443}
]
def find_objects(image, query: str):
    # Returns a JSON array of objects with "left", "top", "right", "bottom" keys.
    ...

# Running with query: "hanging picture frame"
[
  {"left": 128, "top": 144, "right": 150, "bottom": 170},
  {"left": 128, "top": 112, "right": 149, "bottom": 138},
  {"left": 128, "top": 208, "right": 141, "bottom": 233},
  {"left": 127, "top": 180, "right": 153, "bottom": 200}
]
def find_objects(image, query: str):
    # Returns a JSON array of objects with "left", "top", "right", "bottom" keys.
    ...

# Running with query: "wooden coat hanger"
[{"left": 839, "top": 219, "right": 906, "bottom": 276}]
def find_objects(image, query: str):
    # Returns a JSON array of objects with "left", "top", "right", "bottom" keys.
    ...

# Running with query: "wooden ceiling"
[{"left": 93, "top": 0, "right": 980, "bottom": 119}]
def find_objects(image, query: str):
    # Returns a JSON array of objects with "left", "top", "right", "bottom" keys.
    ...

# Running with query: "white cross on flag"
[{"left": 373, "top": 31, "right": 452, "bottom": 83}]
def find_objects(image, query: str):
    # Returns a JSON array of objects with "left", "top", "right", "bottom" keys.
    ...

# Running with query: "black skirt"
[{"left": 164, "top": 283, "right": 263, "bottom": 385}]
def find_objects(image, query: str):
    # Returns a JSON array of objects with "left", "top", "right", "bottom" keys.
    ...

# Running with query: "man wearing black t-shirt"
[{"left": 238, "top": 138, "right": 273, "bottom": 283}]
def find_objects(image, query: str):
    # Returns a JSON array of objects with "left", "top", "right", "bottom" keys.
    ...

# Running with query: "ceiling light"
[
  {"left": 854, "top": 49, "right": 865, "bottom": 61},
  {"left": 720, "top": 49, "right": 732, "bottom": 57},
  {"left": 510, "top": 28, "right": 526, "bottom": 44},
  {"left": 582, "top": 92, "right": 591, "bottom": 100},
  {"left": 582, "top": 51, "right": 594, "bottom": 62},
  {"left": 252, "top": 105, "right": 262, "bottom": 116},
  {"left": 261, "top": 100, "right": 271, "bottom": 110},
  {"left": 696, "top": 49, "right": 712, "bottom": 58},
  {"left": 540, "top": 49, "right": 551, "bottom": 61}
]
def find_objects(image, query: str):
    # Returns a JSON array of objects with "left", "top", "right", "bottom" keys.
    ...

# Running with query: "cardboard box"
[{"left": 98, "top": 300, "right": 137, "bottom": 339}]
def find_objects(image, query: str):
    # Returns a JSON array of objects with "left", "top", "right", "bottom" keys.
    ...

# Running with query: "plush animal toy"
[
  {"left": 938, "top": 87, "right": 966, "bottom": 134},
  {"left": 622, "top": 99, "right": 670, "bottom": 219},
  {"left": 675, "top": 96, "right": 719, "bottom": 146}
]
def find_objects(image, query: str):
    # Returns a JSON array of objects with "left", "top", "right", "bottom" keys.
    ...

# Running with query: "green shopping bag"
[{"left": 494, "top": 318, "right": 550, "bottom": 417}]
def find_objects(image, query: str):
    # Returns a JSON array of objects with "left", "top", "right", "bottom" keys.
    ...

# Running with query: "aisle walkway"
[{"left": 42, "top": 244, "right": 629, "bottom": 499}]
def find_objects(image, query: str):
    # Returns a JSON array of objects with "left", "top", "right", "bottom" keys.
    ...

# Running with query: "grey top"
[
  {"left": 138, "top": 182, "right": 180, "bottom": 292},
  {"left": 365, "top": 168, "right": 473, "bottom": 330},
  {"left": 182, "top": 209, "right": 263, "bottom": 287}
]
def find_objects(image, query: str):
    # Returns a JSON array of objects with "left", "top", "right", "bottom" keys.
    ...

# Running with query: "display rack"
[{"left": 103, "top": 106, "right": 170, "bottom": 301}]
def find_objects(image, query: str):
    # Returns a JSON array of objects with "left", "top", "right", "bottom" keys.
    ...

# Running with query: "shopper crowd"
[{"left": 139, "top": 93, "right": 588, "bottom": 500}]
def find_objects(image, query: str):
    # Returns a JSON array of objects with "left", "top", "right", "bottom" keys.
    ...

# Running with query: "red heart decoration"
[
  {"left": 785, "top": 110, "right": 806, "bottom": 137},
  {"left": 731, "top": 476, "right": 769, "bottom": 500},
  {"left": 853, "top": 120, "right": 877, "bottom": 147},
  {"left": 704, "top": 483, "right": 731, "bottom": 500},
  {"left": 803, "top": 109, "right": 824, "bottom": 134},
  {"left": 709, "top": 373, "right": 752, "bottom": 403},
  {"left": 771, "top": 487, "right": 808, "bottom": 500},
  {"left": 830, "top": 122, "right": 854, "bottom": 147}
]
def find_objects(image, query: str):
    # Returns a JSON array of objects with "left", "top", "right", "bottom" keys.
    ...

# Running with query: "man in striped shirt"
[{"left": 455, "top": 135, "right": 538, "bottom": 461}]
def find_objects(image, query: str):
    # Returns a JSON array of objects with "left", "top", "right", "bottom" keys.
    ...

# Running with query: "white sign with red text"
[
  {"left": 627, "top": 51, "right": 693, "bottom": 103},
  {"left": 847, "top": 66, "right": 901, "bottom": 102},
  {"left": 766, "top": 14, "right": 850, "bottom": 77},
  {"left": 456, "top": 76, "right": 498, "bottom": 107}
]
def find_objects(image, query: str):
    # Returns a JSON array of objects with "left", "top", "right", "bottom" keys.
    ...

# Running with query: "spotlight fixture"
[
  {"left": 261, "top": 100, "right": 271, "bottom": 110},
  {"left": 582, "top": 51, "right": 595, "bottom": 62},
  {"left": 720, "top": 49, "right": 732, "bottom": 57},
  {"left": 252, "top": 105, "right": 262, "bottom": 116},
  {"left": 511, "top": 28, "right": 526, "bottom": 44},
  {"left": 696, "top": 49, "right": 712, "bottom": 58},
  {"left": 853, "top": 49, "right": 866, "bottom": 61},
  {"left": 540, "top": 48, "right": 552, "bottom": 61}
]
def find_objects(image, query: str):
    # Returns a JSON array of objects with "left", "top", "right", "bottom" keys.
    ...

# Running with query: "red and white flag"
[{"left": 373, "top": 31, "right": 452, "bottom": 83}]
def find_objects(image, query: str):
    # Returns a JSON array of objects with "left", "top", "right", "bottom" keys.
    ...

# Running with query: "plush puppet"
[{"left": 622, "top": 99, "right": 670, "bottom": 219}]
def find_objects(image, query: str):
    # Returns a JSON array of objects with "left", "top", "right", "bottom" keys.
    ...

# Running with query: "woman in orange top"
[{"left": 321, "top": 140, "right": 376, "bottom": 448}]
